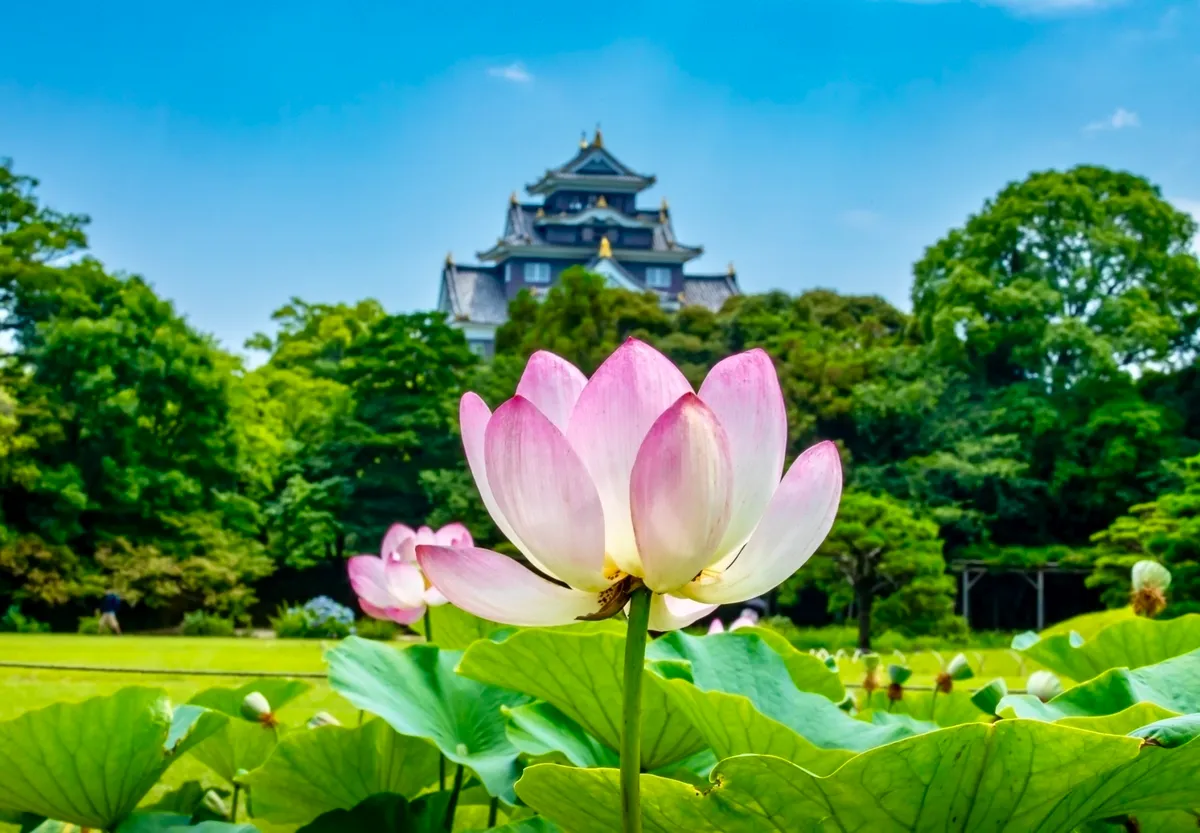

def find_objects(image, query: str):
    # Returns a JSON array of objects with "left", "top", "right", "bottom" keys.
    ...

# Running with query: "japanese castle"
[{"left": 438, "top": 129, "right": 741, "bottom": 355}]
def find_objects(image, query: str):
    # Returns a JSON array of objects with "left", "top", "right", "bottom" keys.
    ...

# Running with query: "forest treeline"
[{"left": 2, "top": 159, "right": 1199, "bottom": 634}]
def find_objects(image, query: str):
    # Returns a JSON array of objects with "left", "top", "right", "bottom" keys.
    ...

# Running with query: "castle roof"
[{"left": 526, "top": 137, "right": 656, "bottom": 195}]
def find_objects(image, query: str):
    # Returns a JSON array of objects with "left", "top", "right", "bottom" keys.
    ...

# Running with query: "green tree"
[
  {"left": 912, "top": 166, "right": 1200, "bottom": 389},
  {"left": 778, "top": 491, "right": 960, "bottom": 649}
]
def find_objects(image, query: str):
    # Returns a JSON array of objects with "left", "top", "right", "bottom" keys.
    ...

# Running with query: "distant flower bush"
[
  {"left": 181, "top": 610, "right": 236, "bottom": 637},
  {"left": 353, "top": 616, "right": 399, "bottom": 641},
  {"left": 271, "top": 596, "right": 356, "bottom": 639}
]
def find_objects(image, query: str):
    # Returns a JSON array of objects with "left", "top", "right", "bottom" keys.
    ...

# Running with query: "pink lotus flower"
[
  {"left": 348, "top": 523, "right": 472, "bottom": 624},
  {"left": 417, "top": 339, "right": 841, "bottom": 631}
]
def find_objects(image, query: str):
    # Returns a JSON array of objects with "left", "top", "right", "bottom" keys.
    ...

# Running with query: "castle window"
[
  {"left": 504, "top": 262, "right": 512, "bottom": 284},
  {"left": 524, "top": 262, "right": 551, "bottom": 284},
  {"left": 646, "top": 267, "right": 671, "bottom": 289}
]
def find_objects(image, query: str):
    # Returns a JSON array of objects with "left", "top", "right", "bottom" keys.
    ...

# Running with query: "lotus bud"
[
  {"left": 836, "top": 693, "right": 856, "bottom": 713},
  {"left": 707, "top": 618, "right": 725, "bottom": 635},
  {"left": 887, "top": 664, "right": 912, "bottom": 702},
  {"left": 1027, "top": 670, "right": 1063, "bottom": 702},
  {"left": 1131, "top": 560, "right": 1171, "bottom": 618},
  {"left": 202, "top": 790, "right": 230, "bottom": 819},
  {"left": 306, "top": 711, "right": 341, "bottom": 729},
  {"left": 936, "top": 653, "right": 974, "bottom": 693},
  {"left": 241, "top": 691, "right": 276, "bottom": 727}
]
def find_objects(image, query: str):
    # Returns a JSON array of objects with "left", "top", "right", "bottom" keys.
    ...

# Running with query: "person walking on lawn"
[{"left": 99, "top": 590, "right": 122, "bottom": 635}]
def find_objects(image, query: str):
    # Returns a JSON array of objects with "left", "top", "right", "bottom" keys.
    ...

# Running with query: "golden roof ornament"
[
  {"left": 592, "top": 125, "right": 604, "bottom": 148},
  {"left": 445, "top": 252, "right": 454, "bottom": 267},
  {"left": 596, "top": 194, "right": 608, "bottom": 208},
  {"left": 509, "top": 191, "right": 518, "bottom": 205},
  {"left": 727, "top": 262, "right": 736, "bottom": 276},
  {"left": 579, "top": 131, "right": 588, "bottom": 149},
  {"left": 536, "top": 206, "right": 545, "bottom": 218},
  {"left": 598, "top": 237, "right": 613, "bottom": 258},
  {"left": 660, "top": 197, "right": 669, "bottom": 211}
]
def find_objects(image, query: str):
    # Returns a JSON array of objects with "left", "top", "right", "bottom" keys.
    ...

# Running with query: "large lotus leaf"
[
  {"left": 504, "top": 702, "right": 619, "bottom": 769},
  {"left": 490, "top": 818, "right": 563, "bottom": 833},
  {"left": 185, "top": 678, "right": 313, "bottom": 783},
  {"left": 999, "top": 647, "right": 1200, "bottom": 721},
  {"left": 653, "top": 631, "right": 912, "bottom": 772},
  {"left": 1017, "top": 615, "right": 1200, "bottom": 681},
  {"left": 0, "top": 688, "right": 226, "bottom": 830},
  {"left": 326, "top": 636, "right": 526, "bottom": 803},
  {"left": 684, "top": 628, "right": 846, "bottom": 701},
  {"left": 1057, "top": 703, "right": 1180, "bottom": 734},
  {"left": 856, "top": 688, "right": 987, "bottom": 726},
  {"left": 517, "top": 722, "right": 1200, "bottom": 832},
  {"left": 411, "top": 603, "right": 505, "bottom": 650},
  {"left": 293, "top": 792, "right": 451, "bottom": 833},
  {"left": 244, "top": 718, "right": 441, "bottom": 824},
  {"left": 114, "top": 814, "right": 259, "bottom": 832},
  {"left": 458, "top": 628, "right": 705, "bottom": 769},
  {"left": 1043, "top": 606, "right": 1137, "bottom": 639}
]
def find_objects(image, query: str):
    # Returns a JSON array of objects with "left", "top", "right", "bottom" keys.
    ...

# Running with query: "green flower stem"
[
  {"left": 425, "top": 607, "right": 447, "bottom": 791},
  {"left": 231, "top": 783, "right": 241, "bottom": 822},
  {"left": 621, "top": 586, "right": 652, "bottom": 833},
  {"left": 488, "top": 796, "right": 499, "bottom": 827},
  {"left": 443, "top": 763, "right": 465, "bottom": 831}
]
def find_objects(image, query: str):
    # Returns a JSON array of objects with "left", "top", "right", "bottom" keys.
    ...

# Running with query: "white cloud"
[
  {"left": 839, "top": 209, "right": 883, "bottom": 230},
  {"left": 1084, "top": 107, "right": 1140, "bottom": 133},
  {"left": 487, "top": 62, "right": 533, "bottom": 84}
]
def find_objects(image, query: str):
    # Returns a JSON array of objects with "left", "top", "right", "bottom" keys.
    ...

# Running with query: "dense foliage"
[{"left": 2, "top": 158, "right": 1199, "bottom": 640}]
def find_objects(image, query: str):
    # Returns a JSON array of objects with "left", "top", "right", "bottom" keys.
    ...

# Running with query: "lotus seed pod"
[
  {"left": 1131, "top": 560, "right": 1171, "bottom": 617},
  {"left": 862, "top": 653, "right": 880, "bottom": 672},
  {"left": 1027, "top": 670, "right": 1063, "bottom": 702},
  {"left": 887, "top": 664, "right": 912, "bottom": 686},
  {"left": 306, "top": 711, "right": 341, "bottom": 729},
  {"left": 241, "top": 691, "right": 272, "bottom": 721},
  {"left": 1132, "top": 560, "right": 1171, "bottom": 592}
]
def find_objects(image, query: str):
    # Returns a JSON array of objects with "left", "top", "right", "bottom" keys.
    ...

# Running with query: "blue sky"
[{"left": 3, "top": 0, "right": 1198, "bottom": 353}]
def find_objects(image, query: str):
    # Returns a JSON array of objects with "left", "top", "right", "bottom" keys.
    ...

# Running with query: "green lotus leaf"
[
  {"left": 682, "top": 627, "right": 845, "bottom": 701},
  {"left": 1017, "top": 615, "right": 1200, "bottom": 681},
  {"left": 326, "top": 636, "right": 526, "bottom": 803},
  {"left": 114, "top": 813, "right": 259, "bottom": 832},
  {"left": 293, "top": 793, "right": 450, "bottom": 833},
  {"left": 655, "top": 630, "right": 914, "bottom": 772},
  {"left": 504, "top": 701, "right": 618, "bottom": 769},
  {"left": 458, "top": 628, "right": 705, "bottom": 769},
  {"left": 243, "top": 718, "right": 441, "bottom": 824},
  {"left": 0, "top": 688, "right": 226, "bottom": 830},
  {"left": 411, "top": 603, "right": 505, "bottom": 650},
  {"left": 517, "top": 722, "right": 1200, "bottom": 832},
  {"left": 998, "top": 647, "right": 1200, "bottom": 722}
]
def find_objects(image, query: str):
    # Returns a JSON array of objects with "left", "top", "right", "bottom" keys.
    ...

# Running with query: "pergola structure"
[{"left": 950, "top": 559, "right": 1092, "bottom": 631}]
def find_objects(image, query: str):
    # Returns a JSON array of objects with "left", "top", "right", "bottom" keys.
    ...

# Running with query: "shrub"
[
  {"left": 181, "top": 610, "right": 236, "bottom": 637},
  {"left": 354, "top": 616, "right": 399, "bottom": 641},
  {"left": 271, "top": 596, "right": 356, "bottom": 639},
  {"left": 0, "top": 604, "right": 50, "bottom": 633},
  {"left": 77, "top": 614, "right": 101, "bottom": 634}
]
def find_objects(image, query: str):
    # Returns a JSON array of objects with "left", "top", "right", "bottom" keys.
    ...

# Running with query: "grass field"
[{"left": 0, "top": 632, "right": 1047, "bottom": 830}]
